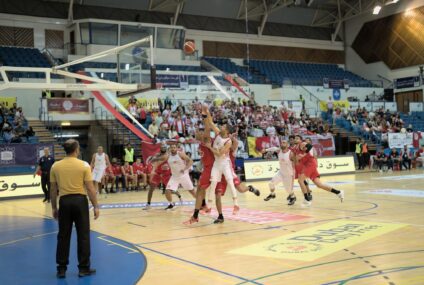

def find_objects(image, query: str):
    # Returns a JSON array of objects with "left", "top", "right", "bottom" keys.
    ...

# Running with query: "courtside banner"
[
  {"left": 244, "top": 155, "right": 355, "bottom": 181},
  {"left": 0, "top": 174, "right": 42, "bottom": 199}
]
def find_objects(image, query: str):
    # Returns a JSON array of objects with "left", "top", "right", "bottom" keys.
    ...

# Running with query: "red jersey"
[
  {"left": 123, "top": 165, "right": 133, "bottom": 175},
  {"left": 145, "top": 162, "right": 153, "bottom": 174},
  {"left": 155, "top": 161, "right": 171, "bottom": 175},
  {"left": 111, "top": 164, "right": 122, "bottom": 176},
  {"left": 199, "top": 143, "right": 214, "bottom": 168},
  {"left": 132, "top": 162, "right": 145, "bottom": 174},
  {"left": 299, "top": 152, "right": 318, "bottom": 168}
]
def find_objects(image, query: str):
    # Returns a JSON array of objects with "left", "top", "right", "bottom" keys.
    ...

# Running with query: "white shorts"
[
  {"left": 210, "top": 160, "right": 234, "bottom": 182},
  {"left": 166, "top": 173, "right": 194, "bottom": 191},
  {"left": 271, "top": 171, "right": 294, "bottom": 192},
  {"left": 92, "top": 167, "right": 106, "bottom": 183}
]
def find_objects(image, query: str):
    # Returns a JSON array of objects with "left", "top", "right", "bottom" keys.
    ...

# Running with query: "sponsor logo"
[{"left": 229, "top": 220, "right": 405, "bottom": 261}]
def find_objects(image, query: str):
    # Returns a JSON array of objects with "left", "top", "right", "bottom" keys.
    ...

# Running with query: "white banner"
[
  {"left": 372, "top": 102, "right": 385, "bottom": 111},
  {"left": 410, "top": 102, "right": 423, "bottom": 112},
  {"left": 359, "top": 101, "right": 372, "bottom": 110},
  {"left": 0, "top": 174, "right": 42, "bottom": 198},
  {"left": 244, "top": 155, "right": 355, "bottom": 181},
  {"left": 384, "top": 102, "right": 397, "bottom": 112},
  {"left": 388, "top": 133, "right": 413, "bottom": 149}
]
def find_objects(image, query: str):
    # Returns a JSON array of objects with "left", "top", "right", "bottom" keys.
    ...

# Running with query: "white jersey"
[
  {"left": 212, "top": 135, "right": 231, "bottom": 164},
  {"left": 94, "top": 153, "right": 106, "bottom": 170},
  {"left": 168, "top": 152, "right": 187, "bottom": 177},
  {"left": 277, "top": 149, "right": 294, "bottom": 176}
]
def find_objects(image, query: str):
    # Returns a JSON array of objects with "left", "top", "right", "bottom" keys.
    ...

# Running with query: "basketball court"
[{"left": 1, "top": 170, "right": 423, "bottom": 285}]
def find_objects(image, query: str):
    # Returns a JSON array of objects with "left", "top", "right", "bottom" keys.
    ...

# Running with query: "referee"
[
  {"left": 34, "top": 147, "right": 55, "bottom": 203},
  {"left": 50, "top": 139, "right": 99, "bottom": 279}
]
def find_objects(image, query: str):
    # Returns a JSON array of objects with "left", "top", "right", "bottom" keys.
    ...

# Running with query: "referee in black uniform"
[
  {"left": 34, "top": 147, "right": 55, "bottom": 202},
  {"left": 50, "top": 139, "right": 99, "bottom": 278}
]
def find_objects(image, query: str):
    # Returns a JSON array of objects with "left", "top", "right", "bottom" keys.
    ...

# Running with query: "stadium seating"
[{"left": 0, "top": 46, "right": 52, "bottom": 79}]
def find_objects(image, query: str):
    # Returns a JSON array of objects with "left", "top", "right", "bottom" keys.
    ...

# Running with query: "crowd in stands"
[
  {"left": 0, "top": 102, "right": 34, "bottom": 143},
  {"left": 125, "top": 95, "right": 333, "bottom": 154}
]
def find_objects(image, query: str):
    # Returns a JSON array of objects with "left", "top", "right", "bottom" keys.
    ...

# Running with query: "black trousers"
[
  {"left": 402, "top": 158, "right": 411, "bottom": 170},
  {"left": 41, "top": 172, "right": 50, "bottom": 200},
  {"left": 57, "top": 194, "right": 90, "bottom": 271}
]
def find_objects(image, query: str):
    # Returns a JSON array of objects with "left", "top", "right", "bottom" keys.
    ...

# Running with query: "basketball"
[{"left": 183, "top": 41, "right": 195, "bottom": 55}]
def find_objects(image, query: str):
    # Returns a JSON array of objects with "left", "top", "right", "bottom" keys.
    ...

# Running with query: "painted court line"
[
  {"left": 0, "top": 231, "right": 57, "bottom": 247},
  {"left": 136, "top": 244, "right": 264, "bottom": 285},
  {"left": 234, "top": 250, "right": 424, "bottom": 285}
]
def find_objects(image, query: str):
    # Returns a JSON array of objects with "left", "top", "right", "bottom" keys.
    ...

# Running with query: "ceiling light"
[
  {"left": 61, "top": 122, "right": 71, "bottom": 126},
  {"left": 125, "top": 63, "right": 130, "bottom": 70},
  {"left": 54, "top": 134, "right": 79, "bottom": 138},
  {"left": 373, "top": 5, "right": 382, "bottom": 15}
]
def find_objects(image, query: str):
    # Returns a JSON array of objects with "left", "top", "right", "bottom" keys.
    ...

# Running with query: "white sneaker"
[
  {"left": 337, "top": 190, "right": 344, "bottom": 202},
  {"left": 379, "top": 169, "right": 383, "bottom": 173},
  {"left": 301, "top": 199, "right": 312, "bottom": 207},
  {"left": 142, "top": 204, "right": 151, "bottom": 210}
]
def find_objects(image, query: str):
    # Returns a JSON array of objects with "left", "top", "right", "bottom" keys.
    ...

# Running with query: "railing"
[
  {"left": 41, "top": 48, "right": 61, "bottom": 66},
  {"left": 298, "top": 85, "right": 321, "bottom": 117}
]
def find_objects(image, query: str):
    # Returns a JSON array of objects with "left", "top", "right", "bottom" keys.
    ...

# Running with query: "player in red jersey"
[
  {"left": 102, "top": 163, "right": 116, "bottom": 193},
  {"left": 110, "top": 158, "right": 126, "bottom": 192},
  {"left": 132, "top": 157, "right": 147, "bottom": 190},
  {"left": 121, "top": 161, "right": 137, "bottom": 191},
  {"left": 297, "top": 142, "right": 344, "bottom": 204},
  {"left": 183, "top": 109, "right": 214, "bottom": 224}
]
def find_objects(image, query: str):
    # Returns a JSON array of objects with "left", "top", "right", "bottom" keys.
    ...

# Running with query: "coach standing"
[
  {"left": 50, "top": 139, "right": 99, "bottom": 279},
  {"left": 34, "top": 147, "right": 55, "bottom": 203}
]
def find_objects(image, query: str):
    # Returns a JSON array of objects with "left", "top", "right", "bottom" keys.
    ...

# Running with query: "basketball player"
[
  {"left": 207, "top": 122, "right": 241, "bottom": 213},
  {"left": 143, "top": 145, "right": 181, "bottom": 210},
  {"left": 297, "top": 142, "right": 344, "bottom": 204},
  {"left": 121, "top": 161, "right": 137, "bottom": 191},
  {"left": 102, "top": 167, "right": 116, "bottom": 193},
  {"left": 132, "top": 157, "right": 147, "bottom": 190},
  {"left": 90, "top": 146, "right": 112, "bottom": 194},
  {"left": 263, "top": 140, "right": 296, "bottom": 205},
  {"left": 290, "top": 135, "right": 313, "bottom": 205}
]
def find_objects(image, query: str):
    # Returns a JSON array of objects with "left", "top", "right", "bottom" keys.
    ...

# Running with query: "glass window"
[
  {"left": 80, "top": 22, "right": 90, "bottom": 44},
  {"left": 120, "top": 25, "right": 154, "bottom": 46},
  {"left": 156, "top": 28, "right": 185, "bottom": 49},
  {"left": 91, "top": 23, "right": 118, "bottom": 45}
]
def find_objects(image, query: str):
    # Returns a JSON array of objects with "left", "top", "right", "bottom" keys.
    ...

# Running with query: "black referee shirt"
[{"left": 39, "top": 155, "right": 55, "bottom": 173}]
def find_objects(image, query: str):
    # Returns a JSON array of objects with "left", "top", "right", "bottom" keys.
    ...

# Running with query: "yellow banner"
[
  {"left": 117, "top": 98, "right": 158, "bottom": 110},
  {"left": 244, "top": 155, "right": 355, "bottom": 181},
  {"left": 320, "top": 100, "right": 349, "bottom": 111},
  {"left": 247, "top": 137, "right": 262, "bottom": 158},
  {"left": 229, "top": 220, "right": 406, "bottom": 261},
  {"left": 0, "top": 97, "right": 16, "bottom": 108},
  {"left": 0, "top": 174, "right": 42, "bottom": 198}
]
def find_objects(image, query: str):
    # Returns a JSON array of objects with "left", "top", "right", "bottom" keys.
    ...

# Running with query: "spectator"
[
  {"left": 361, "top": 139, "right": 369, "bottom": 169},
  {"left": 355, "top": 138, "right": 362, "bottom": 170},
  {"left": 389, "top": 148, "right": 400, "bottom": 170},
  {"left": 327, "top": 96, "right": 334, "bottom": 116},
  {"left": 25, "top": 126, "right": 35, "bottom": 138},
  {"left": 123, "top": 143, "right": 134, "bottom": 165},
  {"left": 415, "top": 145, "right": 424, "bottom": 168},
  {"left": 157, "top": 124, "right": 169, "bottom": 140},
  {"left": 148, "top": 120, "right": 159, "bottom": 137},
  {"left": 168, "top": 125, "right": 179, "bottom": 139}
]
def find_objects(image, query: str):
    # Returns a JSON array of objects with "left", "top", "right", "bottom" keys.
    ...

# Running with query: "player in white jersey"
[
  {"left": 90, "top": 146, "right": 112, "bottom": 194},
  {"left": 263, "top": 140, "right": 297, "bottom": 205},
  {"left": 206, "top": 121, "right": 240, "bottom": 214},
  {"left": 151, "top": 143, "right": 195, "bottom": 210}
]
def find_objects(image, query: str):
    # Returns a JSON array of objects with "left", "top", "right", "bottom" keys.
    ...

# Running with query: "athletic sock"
[
  {"left": 193, "top": 209, "right": 200, "bottom": 219},
  {"left": 201, "top": 199, "right": 206, "bottom": 207},
  {"left": 331, "top": 188, "right": 341, "bottom": 194}
]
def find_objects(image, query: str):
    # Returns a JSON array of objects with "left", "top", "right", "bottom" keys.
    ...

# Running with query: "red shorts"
[
  {"left": 302, "top": 166, "right": 320, "bottom": 181},
  {"left": 215, "top": 175, "right": 241, "bottom": 195},
  {"left": 198, "top": 165, "right": 212, "bottom": 190},
  {"left": 294, "top": 163, "right": 303, "bottom": 179},
  {"left": 150, "top": 174, "right": 171, "bottom": 187}
]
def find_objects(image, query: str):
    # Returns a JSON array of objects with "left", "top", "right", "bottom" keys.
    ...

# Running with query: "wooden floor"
[{"left": 1, "top": 170, "right": 424, "bottom": 285}]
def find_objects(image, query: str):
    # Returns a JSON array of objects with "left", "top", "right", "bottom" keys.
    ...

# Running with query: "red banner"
[
  {"left": 47, "top": 98, "right": 89, "bottom": 113},
  {"left": 141, "top": 142, "right": 161, "bottom": 162}
]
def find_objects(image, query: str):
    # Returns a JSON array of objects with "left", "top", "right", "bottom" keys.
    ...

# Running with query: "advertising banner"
[
  {"left": 244, "top": 155, "right": 355, "bottom": 181},
  {"left": 394, "top": 76, "right": 420, "bottom": 89},
  {"left": 0, "top": 174, "right": 42, "bottom": 199},
  {"left": 0, "top": 143, "right": 54, "bottom": 166},
  {"left": 47, "top": 98, "right": 89, "bottom": 113},
  {"left": 388, "top": 133, "right": 413, "bottom": 149},
  {"left": 0, "top": 97, "right": 16, "bottom": 108},
  {"left": 319, "top": 100, "right": 349, "bottom": 111}
]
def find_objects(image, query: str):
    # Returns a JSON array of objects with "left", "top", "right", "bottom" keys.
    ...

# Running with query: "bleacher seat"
[{"left": 0, "top": 46, "right": 51, "bottom": 80}]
